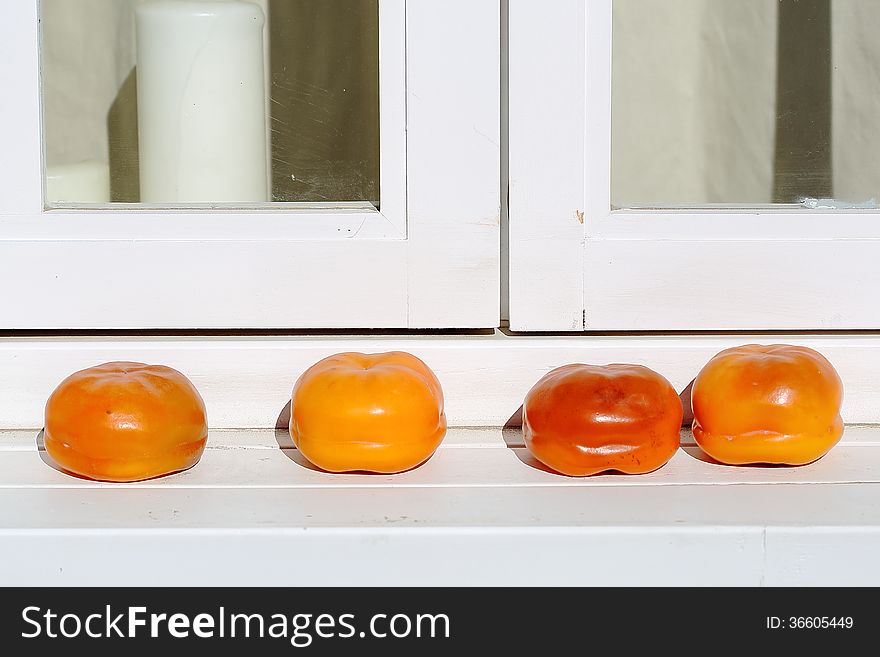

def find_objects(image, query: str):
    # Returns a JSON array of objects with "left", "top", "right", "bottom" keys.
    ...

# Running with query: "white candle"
[
  {"left": 135, "top": 0, "right": 270, "bottom": 203},
  {"left": 45, "top": 161, "right": 111, "bottom": 204}
]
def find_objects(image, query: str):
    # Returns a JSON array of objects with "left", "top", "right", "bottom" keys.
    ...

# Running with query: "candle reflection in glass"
[{"left": 135, "top": 0, "right": 270, "bottom": 203}]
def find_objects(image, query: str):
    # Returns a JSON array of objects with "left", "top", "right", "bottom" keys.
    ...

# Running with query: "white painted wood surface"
[
  {"left": 3, "top": 426, "right": 880, "bottom": 488},
  {"left": 1, "top": 427, "right": 879, "bottom": 586},
  {"left": 0, "top": 0, "right": 500, "bottom": 329},
  {"left": 508, "top": 0, "right": 585, "bottom": 331},
  {"left": 508, "top": 0, "right": 880, "bottom": 331},
  {"left": 2, "top": 331, "right": 880, "bottom": 429}
]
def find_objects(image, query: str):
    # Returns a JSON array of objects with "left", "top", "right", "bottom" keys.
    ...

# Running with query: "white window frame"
[
  {"left": 0, "top": 0, "right": 500, "bottom": 329},
  {"left": 508, "top": 0, "right": 879, "bottom": 331}
]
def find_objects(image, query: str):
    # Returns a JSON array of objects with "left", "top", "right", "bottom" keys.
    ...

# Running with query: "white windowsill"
[
  {"left": 2, "top": 426, "right": 878, "bottom": 586},
  {"left": 5, "top": 330, "right": 880, "bottom": 428}
]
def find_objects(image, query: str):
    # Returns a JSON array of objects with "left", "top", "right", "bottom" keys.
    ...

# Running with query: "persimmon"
[
  {"left": 691, "top": 344, "right": 843, "bottom": 466},
  {"left": 522, "top": 364, "right": 683, "bottom": 476},
  {"left": 44, "top": 362, "right": 208, "bottom": 482},
  {"left": 290, "top": 352, "right": 446, "bottom": 473}
]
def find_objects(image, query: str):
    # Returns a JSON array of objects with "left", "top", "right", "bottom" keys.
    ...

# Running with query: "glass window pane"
[
  {"left": 612, "top": 0, "right": 880, "bottom": 210},
  {"left": 40, "top": 0, "right": 379, "bottom": 206}
]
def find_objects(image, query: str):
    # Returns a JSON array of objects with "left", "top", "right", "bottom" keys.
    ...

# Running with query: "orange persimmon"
[
  {"left": 290, "top": 352, "right": 447, "bottom": 473},
  {"left": 691, "top": 344, "right": 843, "bottom": 466},
  {"left": 522, "top": 364, "right": 683, "bottom": 476},
  {"left": 44, "top": 362, "right": 208, "bottom": 482}
]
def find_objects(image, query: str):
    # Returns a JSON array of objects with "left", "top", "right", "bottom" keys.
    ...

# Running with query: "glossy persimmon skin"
[
  {"left": 290, "top": 352, "right": 447, "bottom": 474},
  {"left": 692, "top": 345, "right": 844, "bottom": 466},
  {"left": 44, "top": 362, "right": 208, "bottom": 482},
  {"left": 522, "top": 364, "right": 683, "bottom": 477}
]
